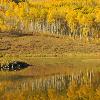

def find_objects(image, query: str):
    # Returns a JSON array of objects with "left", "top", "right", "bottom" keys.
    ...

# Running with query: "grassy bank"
[{"left": 0, "top": 33, "right": 100, "bottom": 76}]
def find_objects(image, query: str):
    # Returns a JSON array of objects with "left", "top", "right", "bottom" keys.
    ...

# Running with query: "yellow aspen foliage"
[
  {"left": 95, "top": 10, "right": 100, "bottom": 23},
  {"left": 95, "top": 87, "right": 100, "bottom": 100},
  {"left": 47, "top": 88, "right": 58, "bottom": 100},
  {"left": 29, "top": 7, "right": 39, "bottom": 19},
  {"left": 67, "top": 81, "right": 79, "bottom": 100},
  {"left": 77, "top": 85, "right": 95, "bottom": 100},
  {"left": 47, "top": 8, "right": 57, "bottom": 23},
  {"left": 0, "top": 0, "right": 99, "bottom": 38}
]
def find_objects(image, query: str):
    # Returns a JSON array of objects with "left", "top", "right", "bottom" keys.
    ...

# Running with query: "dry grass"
[
  {"left": 0, "top": 33, "right": 100, "bottom": 55},
  {"left": 0, "top": 33, "right": 100, "bottom": 77}
]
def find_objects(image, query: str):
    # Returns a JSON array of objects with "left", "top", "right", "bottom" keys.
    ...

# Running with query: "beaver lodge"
[{"left": 0, "top": 61, "right": 30, "bottom": 71}]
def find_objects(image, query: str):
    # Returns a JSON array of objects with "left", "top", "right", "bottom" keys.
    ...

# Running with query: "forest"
[{"left": 0, "top": 0, "right": 100, "bottom": 38}]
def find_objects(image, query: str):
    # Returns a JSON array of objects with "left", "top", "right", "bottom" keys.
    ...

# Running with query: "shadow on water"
[{"left": 0, "top": 75, "right": 36, "bottom": 82}]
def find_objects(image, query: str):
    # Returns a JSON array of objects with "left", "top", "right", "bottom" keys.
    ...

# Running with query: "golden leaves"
[{"left": 0, "top": 0, "right": 100, "bottom": 37}]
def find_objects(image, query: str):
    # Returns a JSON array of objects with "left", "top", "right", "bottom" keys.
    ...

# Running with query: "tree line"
[{"left": 0, "top": 0, "right": 100, "bottom": 38}]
